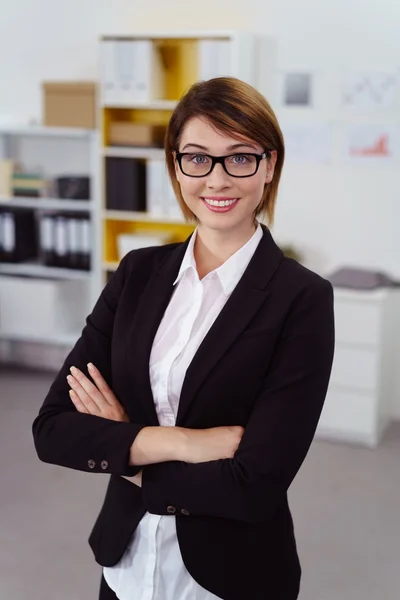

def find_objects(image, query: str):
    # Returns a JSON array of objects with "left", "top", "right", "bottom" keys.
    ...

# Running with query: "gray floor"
[{"left": 1, "top": 365, "right": 399, "bottom": 600}]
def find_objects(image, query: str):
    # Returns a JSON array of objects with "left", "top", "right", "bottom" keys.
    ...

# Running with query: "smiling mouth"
[{"left": 201, "top": 197, "right": 239, "bottom": 207}]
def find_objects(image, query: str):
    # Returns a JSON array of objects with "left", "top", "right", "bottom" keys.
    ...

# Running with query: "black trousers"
[{"left": 99, "top": 575, "right": 118, "bottom": 600}]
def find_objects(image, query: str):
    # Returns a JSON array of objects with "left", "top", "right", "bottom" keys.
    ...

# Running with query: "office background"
[{"left": 0, "top": 1, "right": 399, "bottom": 599}]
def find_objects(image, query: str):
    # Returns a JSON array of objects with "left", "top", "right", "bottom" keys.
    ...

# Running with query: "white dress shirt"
[{"left": 103, "top": 223, "right": 263, "bottom": 600}]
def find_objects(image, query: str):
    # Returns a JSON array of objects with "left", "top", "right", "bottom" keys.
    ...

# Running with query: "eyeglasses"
[{"left": 175, "top": 151, "right": 271, "bottom": 178}]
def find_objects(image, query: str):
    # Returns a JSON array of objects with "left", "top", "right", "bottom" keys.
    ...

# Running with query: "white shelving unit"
[
  {"left": 102, "top": 147, "right": 165, "bottom": 160},
  {"left": 0, "top": 196, "right": 93, "bottom": 212},
  {"left": 0, "top": 125, "right": 102, "bottom": 350},
  {"left": 0, "top": 261, "right": 92, "bottom": 279},
  {"left": 99, "top": 30, "right": 276, "bottom": 280}
]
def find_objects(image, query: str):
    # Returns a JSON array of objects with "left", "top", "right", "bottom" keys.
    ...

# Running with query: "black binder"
[
  {"left": 106, "top": 157, "right": 146, "bottom": 212},
  {"left": 0, "top": 208, "right": 37, "bottom": 263}
]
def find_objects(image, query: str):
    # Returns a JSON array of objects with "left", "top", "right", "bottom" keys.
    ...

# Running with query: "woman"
[{"left": 32, "top": 77, "right": 335, "bottom": 600}]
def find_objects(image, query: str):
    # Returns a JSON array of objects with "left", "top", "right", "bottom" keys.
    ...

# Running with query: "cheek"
[
  {"left": 178, "top": 176, "right": 203, "bottom": 200},
  {"left": 237, "top": 176, "right": 266, "bottom": 201}
]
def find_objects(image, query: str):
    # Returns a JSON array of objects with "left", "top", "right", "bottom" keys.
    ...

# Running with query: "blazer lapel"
[
  {"left": 127, "top": 238, "right": 191, "bottom": 424},
  {"left": 176, "top": 225, "right": 284, "bottom": 425}
]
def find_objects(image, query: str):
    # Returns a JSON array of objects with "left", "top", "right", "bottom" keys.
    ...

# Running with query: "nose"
[{"left": 205, "top": 162, "right": 231, "bottom": 189}]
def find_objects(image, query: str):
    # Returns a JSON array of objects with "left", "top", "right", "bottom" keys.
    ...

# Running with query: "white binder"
[
  {"left": 197, "top": 40, "right": 232, "bottom": 81},
  {"left": 100, "top": 39, "right": 165, "bottom": 106},
  {"left": 146, "top": 160, "right": 165, "bottom": 217}
]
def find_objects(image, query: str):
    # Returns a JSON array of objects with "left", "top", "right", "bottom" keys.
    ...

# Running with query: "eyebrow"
[{"left": 181, "top": 142, "right": 259, "bottom": 152}]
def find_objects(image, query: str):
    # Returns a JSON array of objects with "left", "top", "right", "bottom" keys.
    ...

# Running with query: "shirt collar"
[{"left": 174, "top": 223, "right": 263, "bottom": 296}]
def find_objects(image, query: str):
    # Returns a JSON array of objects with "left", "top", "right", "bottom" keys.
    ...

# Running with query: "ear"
[{"left": 266, "top": 150, "right": 278, "bottom": 184}]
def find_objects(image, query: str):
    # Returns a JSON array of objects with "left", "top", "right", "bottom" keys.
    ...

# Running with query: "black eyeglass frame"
[{"left": 175, "top": 151, "right": 272, "bottom": 178}]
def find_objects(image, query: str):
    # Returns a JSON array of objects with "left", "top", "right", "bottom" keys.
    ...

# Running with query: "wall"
[{"left": 0, "top": 0, "right": 400, "bottom": 417}]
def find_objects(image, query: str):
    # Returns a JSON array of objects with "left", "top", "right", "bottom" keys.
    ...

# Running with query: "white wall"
[{"left": 1, "top": 0, "right": 400, "bottom": 418}]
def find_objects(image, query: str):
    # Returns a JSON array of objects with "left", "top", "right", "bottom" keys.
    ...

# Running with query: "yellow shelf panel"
[
  {"left": 102, "top": 108, "right": 172, "bottom": 147},
  {"left": 156, "top": 38, "right": 198, "bottom": 100},
  {"left": 104, "top": 218, "right": 194, "bottom": 263}
]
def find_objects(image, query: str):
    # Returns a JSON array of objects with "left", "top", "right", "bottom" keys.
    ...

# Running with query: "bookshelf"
[
  {"left": 0, "top": 126, "right": 101, "bottom": 348},
  {"left": 99, "top": 30, "right": 274, "bottom": 284}
]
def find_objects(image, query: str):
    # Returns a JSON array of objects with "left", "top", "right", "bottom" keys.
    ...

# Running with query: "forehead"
[{"left": 179, "top": 116, "right": 261, "bottom": 151}]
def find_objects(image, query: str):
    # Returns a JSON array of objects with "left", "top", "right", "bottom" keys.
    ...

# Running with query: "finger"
[
  {"left": 69, "top": 389, "right": 90, "bottom": 414},
  {"left": 87, "top": 363, "right": 116, "bottom": 405},
  {"left": 67, "top": 373, "right": 102, "bottom": 416},
  {"left": 69, "top": 366, "right": 109, "bottom": 410}
]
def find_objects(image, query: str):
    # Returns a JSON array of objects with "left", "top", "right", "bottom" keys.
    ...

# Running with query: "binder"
[
  {"left": 67, "top": 216, "right": 81, "bottom": 269},
  {"left": 40, "top": 214, "right": 55, "bottom": 266},
  {"left": 54, "top": 215, "right": 69, "bottom": 268},
  {"left": 198, "top": 40, "right": 232, "bottom": 80},
  {"left": 106, "top": 157, "right": 146, "bottom": 212},
  {"left": 100, "top": 39, "right": 165, "bottom": 106},
  {"left": 77, "top": 217, "right": 91, "bottom": 271},
  {"left": 0, "top": 209, "right": 37, "bottom": 263},
  {"left": 146, "top": 160, "right": 165, "bottom": 216},
  {"left": 131, "top": 40, "right": 164, "bottom": 103},
  {"left": 100, "top": 40, "right": 122, "bottom": 106}
]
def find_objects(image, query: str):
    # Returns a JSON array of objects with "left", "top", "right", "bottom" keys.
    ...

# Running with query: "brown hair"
[{"left": 165, "top": 77, "right": 285, "bottom": 226}]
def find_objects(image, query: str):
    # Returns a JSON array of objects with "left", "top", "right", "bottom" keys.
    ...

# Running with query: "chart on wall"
[
  {"left": 343, "top": 124, "right": 399, "bottom": 164},
  {"left": 342, "top": 71, "right": 399, "bottom": 111}
]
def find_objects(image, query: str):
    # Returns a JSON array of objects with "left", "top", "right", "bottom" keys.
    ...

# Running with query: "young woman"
[{"left": 33, "top": 77, "right": 335, "bottom": 600}]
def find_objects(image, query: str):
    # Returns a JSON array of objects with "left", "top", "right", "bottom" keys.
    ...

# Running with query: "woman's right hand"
[{"left": 183, "top": 426, "right": 245, "bottom": 463}]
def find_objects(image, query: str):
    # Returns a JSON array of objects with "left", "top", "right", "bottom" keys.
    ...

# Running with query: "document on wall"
[
  {"left": 342, "top": 71, "right": 399, "bottom": 111},
  {"left": 280, "top": 122, "right": 333, "bottom": 164},
  {"left": 343, "top": 124, "right": 399, "bottom": 164}
]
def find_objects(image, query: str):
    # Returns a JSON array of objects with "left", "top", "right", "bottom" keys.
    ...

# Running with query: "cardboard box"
[
  {"left": 108, "top": 122, "right": 166, "bottom": 147},
  {"left": 43, "top": 82, "right": 97, "bottom": 129}
]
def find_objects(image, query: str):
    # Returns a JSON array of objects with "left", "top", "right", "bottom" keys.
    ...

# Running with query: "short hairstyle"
[{"left": 165, "top": 77, "right": 285, "bottom": 226}]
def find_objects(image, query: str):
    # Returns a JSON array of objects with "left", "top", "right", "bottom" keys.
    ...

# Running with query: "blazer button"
[
  {"left": 181, "top": 509, "right": 190, "bottom": 516},
  {"left": 100, "top": 460, "right": 108, "bottom": 470},
  {"left": 167, "top": 505, "right": 176, "bottom": 514},
  {"left": 88, "top": 459, "right": 96, "bottom": 469}
]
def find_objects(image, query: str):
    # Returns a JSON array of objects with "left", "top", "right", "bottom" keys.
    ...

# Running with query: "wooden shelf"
[
  {"left": 0, "top": 262, "right": 92, "bottom": 280},
  {"left": 100, "top": 31, "right": 238, "bottom": 41},
  {"left": 0, "top": 125, "right": 94, "bottom": 138},
  {"left": 0, "top": 197, "right": 93, "bottom": 212},
  {"left": 102, "top": 100, "right": 177, "bottom": 110},
  {"left": 103, "top": 209, "right": 185, "bottom": 224},
  {"left": 102, "top": 146, "right": 165, "bottom": 160}
]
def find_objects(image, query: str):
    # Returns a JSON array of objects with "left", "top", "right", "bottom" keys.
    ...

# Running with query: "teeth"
[{"left": 203, "top": 198, "right": 237, "bottom": 207}]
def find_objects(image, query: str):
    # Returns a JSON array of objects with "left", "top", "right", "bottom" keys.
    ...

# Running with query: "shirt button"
[
  {"left": 181, "top": 509, "right": 190, "bottom": 516},
  {"left": 88, "top": 459, "right": 96, "bottom": 469},
  {"left": 167, "top": 505, "right": 176, "bottom": 514},
  {"left": 100, "top": 460, "right": 108, "bottom": 470},
  {"left": 166, "top": 416, "right": 174, "bottom": 425}
]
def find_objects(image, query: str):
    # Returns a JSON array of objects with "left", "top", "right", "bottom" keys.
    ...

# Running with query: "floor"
[{"left": 1, "top": 365, "right": 399, "bottom": 600}]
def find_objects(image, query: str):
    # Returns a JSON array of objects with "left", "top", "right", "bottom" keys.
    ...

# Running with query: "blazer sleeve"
[
  {"left": 32, "top": 251, "right": 146, "bottom": 477},
  {"left": 141, "top": 279, "right": 335, "bottom": 523}
]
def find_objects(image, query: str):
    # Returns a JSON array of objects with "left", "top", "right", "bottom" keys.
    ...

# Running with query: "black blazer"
[{"left": 32, "top": 225, "right": 335, "bottom": 600}]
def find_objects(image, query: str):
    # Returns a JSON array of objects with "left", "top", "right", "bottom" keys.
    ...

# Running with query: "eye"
[
  {"left": 228, "top": 154, "right": 251, "bottom": 164},
  {"left": 186, "top": 154, "right": 210, "bottom": 164}
]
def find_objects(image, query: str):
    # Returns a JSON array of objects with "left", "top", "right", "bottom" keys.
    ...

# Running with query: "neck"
[{"left": 193, "top": 220, "right": 258, "bottom": 279}]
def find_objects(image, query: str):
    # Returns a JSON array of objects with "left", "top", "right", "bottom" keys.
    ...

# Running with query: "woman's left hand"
[
  {"left": 68, "top": 363, "right": 142, "bottom": 487},
  {"left": 67, "top": 363, "right": 129, "bottom": 423}
]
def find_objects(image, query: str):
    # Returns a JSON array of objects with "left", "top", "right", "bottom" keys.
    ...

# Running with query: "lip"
[
  {"left": 202, "top": 196, "right": 238, "bottom": 201},
  {"left": 201, "top": 197, "right": 240, "bottom": 213}
]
